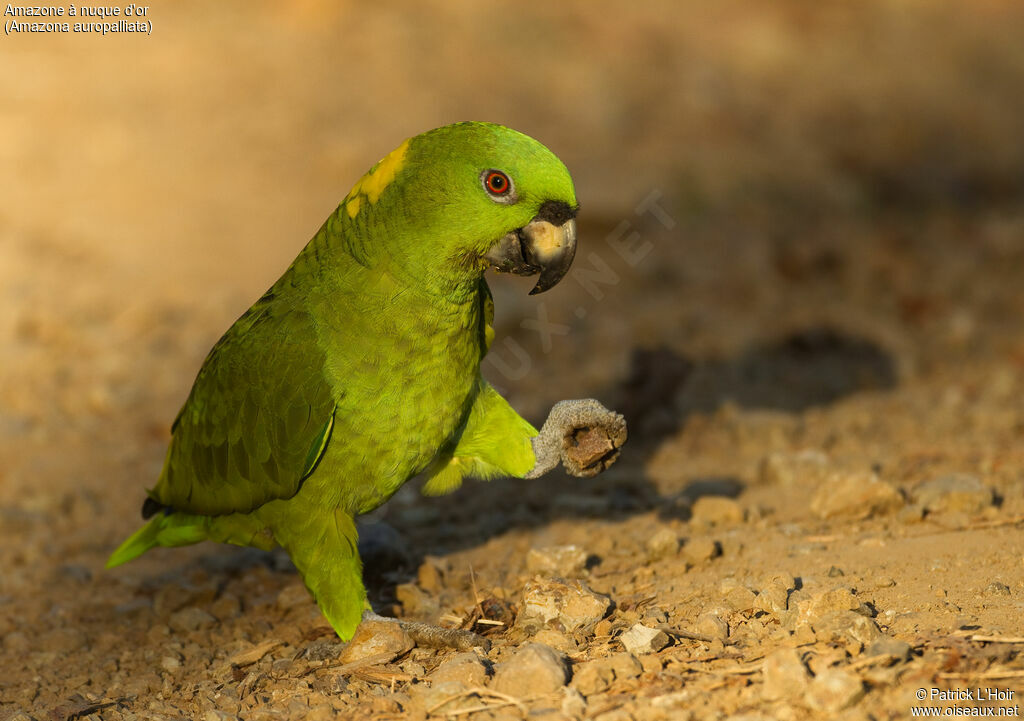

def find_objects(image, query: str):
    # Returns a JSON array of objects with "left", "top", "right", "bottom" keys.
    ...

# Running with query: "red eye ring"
[{"left": 484, "top": 170, "right": 511, "bottom": 196}]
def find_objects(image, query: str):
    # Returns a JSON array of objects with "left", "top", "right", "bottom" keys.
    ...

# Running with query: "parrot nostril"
[{"left": 534, "top": 200, "right": 577, "bottom": 227}]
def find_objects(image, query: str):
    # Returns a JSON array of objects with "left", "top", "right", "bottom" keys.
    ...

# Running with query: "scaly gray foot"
[
  {"left": 362, "top": 611, "right": 492, "bottom": 652},
  {"left": 527, "top": 398, "right": 627, "bottom": 479}
]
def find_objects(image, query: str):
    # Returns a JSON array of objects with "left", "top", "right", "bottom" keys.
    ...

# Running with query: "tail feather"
[{"left": 106, "top": 510, "right": 276, "bottom": 569}]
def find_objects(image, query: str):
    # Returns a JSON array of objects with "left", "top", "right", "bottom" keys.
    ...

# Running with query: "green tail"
[
  {"left": 106, "top": 501, "right": 366, "bottom": 641},
  {"left": 105, "top": 510, "right": 276, "bottom": 569}
]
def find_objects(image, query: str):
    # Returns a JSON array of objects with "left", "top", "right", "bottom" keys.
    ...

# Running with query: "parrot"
[{"left": 106, "top": 121, "right": 627, "bottom": 646}]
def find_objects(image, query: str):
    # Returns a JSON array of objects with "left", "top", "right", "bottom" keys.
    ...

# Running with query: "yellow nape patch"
[
  {"left": 345, "top": 195, "right": 361, "bottom": 219},
  {"left": 343, "top": 138, "right": 411, "bottom": 218}
]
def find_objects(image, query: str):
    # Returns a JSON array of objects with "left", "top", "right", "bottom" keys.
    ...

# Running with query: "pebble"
[
  {"left": 645, "top": 527, "right": 681, "bottom": 560},
  {"left": 229, "top": 639, "right": 284, "bottom": 668},
  {"left": 866, "top": 637, "right": 913, "bottom": 662},
  {"left": 759, "top": 449, "right": 829, "bottom": 486},
  {"left": 755, "top": 573, "right": 795, "bottom": 615},
  {"left": 761, "top": 648, "right": 810, "bottom": 700},
  {"left": 792, "top": 586, "right": 868, "bottom": 622},
  {"left": 409, "top": 680, "right": 471, "bottom": 714},
  {"left": 209, "top": 593, "right": 242, "bottom": 621},
  {"left": 205, "top": 711, "right": 241, "bottom": 721},
  {"left": 562, "top": 687, "right": 588, "bottom": 718},
  {"left": 913, "top": 474, "right": 995, "bottom": 514},
  {"left": 690, "top": 496, "right": 744, "bottom": 526},
  {"left": 160, "top": 654, "right": 182, "bottom": 672},
  {"left": 491, "top": 643, "right": 570, "bottom": 697},
  {"left": 619, "top": 623, "right": 671, "bottom": 654},
  {"left": 572, "top": 653, "right": 642, "bottom": 695},
  {"left": 395, "top": 582, "right": 439, "bottom": 618},
  {"left": 338, "top": 618, "right": 413, "bottom": 665},
  {"left": 416, "top": 558, "right": 445, "bottom": 594},
  {"left": 720, "top": 579, "right": 757, "bottom": 612},
  {"left": 526, "top": 545, "right": 589, "bottom": 578},
  {"left": 275, "top": 582, "right": 312, "bottom": 611},
  {"left": 517, "top": 579, "right": 612, "bottom": 634},
  {"left": 804, "top": 669, "right": 865, "bottom": 712},
  {"left": 812, "top": 611, "right": 882, "bottom": 652},
  {"left": 533, "top": 628, "right": 577, "bottom": 652},
  {"left": 696, "top": 613, "right": 729, "bottom": 641},
  {"left": 430, "top": 651, "right": 490, "bottom": 686},
  {"left": 168, "top": 607, "right": 216, "bottom": 633},
  {"left": 810, "top": 471, "right": 903, "bottom": 519},
  {"left": 983, "top": 581, "right": 1011, "bottom": 596},
  {"left": 682, "top": 537, "right": 721, "bottom": 565}
]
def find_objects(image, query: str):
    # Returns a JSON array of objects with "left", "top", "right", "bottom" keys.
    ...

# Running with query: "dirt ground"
[{"left": 3, "top": 2, "right": 1024, "bottom": 719}]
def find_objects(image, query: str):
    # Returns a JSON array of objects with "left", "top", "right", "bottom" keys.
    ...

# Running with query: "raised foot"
[
  {"left": 362, "top": 611, "right": 492, "bottom": 652},
  {"left": 527, "top": 398, "right": 628, "bottom": 479}
]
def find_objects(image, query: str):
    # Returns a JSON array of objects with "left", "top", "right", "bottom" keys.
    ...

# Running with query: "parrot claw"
[
  {"left": 527, "top": 399, "right": 627, "bottom": 479},
  {"left": 362, "top": 611, "right": 492, "bottom": 652}
]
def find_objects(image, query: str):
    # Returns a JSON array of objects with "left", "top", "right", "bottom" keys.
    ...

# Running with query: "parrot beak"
[{"left": 485, "top": 202, "right": 578, "bottom": 294}]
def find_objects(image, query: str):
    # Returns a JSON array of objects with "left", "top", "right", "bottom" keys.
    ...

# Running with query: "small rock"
[
  {"left": 572, "top": 653, "right": 642, "bottom": 695},
  {"left": 338, "top": 618, "right": 414, "bottom": 665},
  {"left": 827, "top": 566, "right": 845, "bottom": 577},
  {"left": 526, "top": 545, "right": 589, "bottom": 578},
  {"left": 594, "top": 709, "right": 635, "bottom": 721},
  {"left": 755, "top": 574, "right": 795, "bottom": 615},
  {"left": 205, "top": 711, "right": 240, "bottom": 721},
  {"left": 794, "top": 586, "right": 868, "bottom": 622},
  {"left": 153, "top": 584, "right": 195, "bottom": 617},
  {"left": 984, "top": 581, "right": 1011, "bottom": 597},
  {"left": 682, "top": 537, "right": 721, "bottom": 564},
  {"left": 720, "top": 579, "right": 757, "bottom": 612},
  {"left": 230, "top": 639, "right": 284, "bottom": 667},
  {"left": 645, "top": 527, "right": 681, "bottom": 559},
  {"left": 517, "top": 579, "right": 612, "bottom": 634},
  {"left": 3, "top": 631, "right": 30, "bottom": 655},
  {"left": 810, "top": 471, "right": 903, "bottom": 520},
  {"left": 409, "top": 680, "right": 470, "bottom": 715},
  {"left": 395, "top": 582, "right": 439, "bottom": 618},
  {"left": 209, "top": 593, "right": 242, "bottom": 621},
  {"left": 160, "top": 654, "right": 182, "bottom": 672},
  {"left": 639, "top": 654, "right": 663, "bottom": 674},
  {"left": 811, "top": 611, "right": 882, "bottom": 651},
  {"left": 620, "top": 623, "right": 671, "bottom": 654},
  {"left": 561, "top": 687, "right": 587, "bottom": 718},
  {"left": 690, "top": 496, "right": 744, "bottom": 526},
  {"left": 491, "top": 643, "right": 570, "bottom": 697},
  {"left": 761, "top": 648, "right": 810, "bottom": 700},
  {"left": 431, "top": 651, "right": 489, "bottom": 686},
  {"left": 804, "top": 669, "right": 865, "bottom": 712},
  {"left": 276, "top": 582, "right": 312, "bottom": 611},
  {"left": 759, "top": 449, "right": 829, "bottom": 486},
  {"left": 913, "top": 474, "right": 994, "bottom": 515},
  {"left": 866, "top": 637, "right": 912, "bottom": 663},
  {"left": 416, "top": 557, "right": 445, "bottom": 594},
  {"left": 696, "top": 613, "right": 729, "bottom": 641},
  {"left": 7, "top": 713, "right": 38, "bottom": 721},
  {"left": 533, "top": 628, "right": 577, "bottom": 652},
  {"left": 168, "top": 606, "right": 216, "bottom": 633}
]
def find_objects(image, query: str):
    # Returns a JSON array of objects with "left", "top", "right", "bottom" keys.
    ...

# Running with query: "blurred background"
[{"left": 2, "top": 0, "right": 1024, "bottom": 715}]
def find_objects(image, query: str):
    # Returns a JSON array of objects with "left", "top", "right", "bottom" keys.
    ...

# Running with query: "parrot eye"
[{"left": 481, "top": 170, "right": 516, "bottom": 203}]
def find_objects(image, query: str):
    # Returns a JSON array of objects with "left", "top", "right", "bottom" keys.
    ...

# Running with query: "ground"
[{"left": 2, "top": 1, "right": 1024, "bottom": 720}]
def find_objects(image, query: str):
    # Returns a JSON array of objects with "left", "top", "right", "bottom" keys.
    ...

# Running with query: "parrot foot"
[
  {"left": 526, "top": 398, "right": 627, "bottom": 479},
  {"left": 362, "top": 611, "right": 492, "bottom": 653}
]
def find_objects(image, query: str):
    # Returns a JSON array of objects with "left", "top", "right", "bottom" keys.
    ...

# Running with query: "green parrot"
[{"left": 107, "top": 122, "right": 626, "bottom": 644}]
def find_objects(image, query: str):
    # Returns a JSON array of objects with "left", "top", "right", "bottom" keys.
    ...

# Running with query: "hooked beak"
[{"left": 484, "top": 202, "right": 578, "bottom": 294}]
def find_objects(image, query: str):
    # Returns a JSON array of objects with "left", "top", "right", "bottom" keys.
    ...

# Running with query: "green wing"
[{"left": 150, "top": 292, "right": 337, "bottom": 516}]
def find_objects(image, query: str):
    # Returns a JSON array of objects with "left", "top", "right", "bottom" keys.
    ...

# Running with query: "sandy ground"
[{"left": 2, "top": 2, "right": 1024, "bottom": 719}]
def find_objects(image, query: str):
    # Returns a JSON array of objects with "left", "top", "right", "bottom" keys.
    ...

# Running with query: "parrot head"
[{"left": 345, "top": 122, "right": 579, "bottom": 296}]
